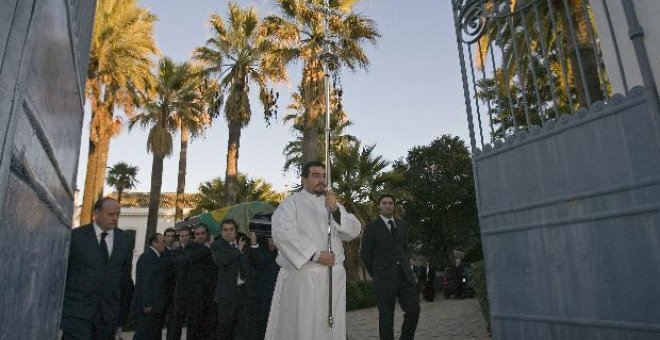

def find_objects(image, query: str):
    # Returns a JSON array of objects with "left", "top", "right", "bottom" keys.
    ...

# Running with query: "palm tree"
[
  {"left": 106, "top": 162, "right": 139, "bottom": 204},
  {"left": 130, "top": 57, "right": 205, "bottom": 248},
  {"left": 264, "top": 0, "right": 380, "bottom": 164},
  {"left": 189, "top": 174, "right": 285, "bottom": 216},
  {"left": 332, "top": 141, "right": 389, "bottom": 281},
  {"left": 80, "top": 0, "right": 157, "bottom": 224},
  {"left": 174, "top": 67, "right": 214, "bottom": 222},
  {"left": 194, "top": 3, "right": 286, "bottom": 206}
]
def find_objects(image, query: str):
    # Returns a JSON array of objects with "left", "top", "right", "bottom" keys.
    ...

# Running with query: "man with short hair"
[
  {"left": 361, "top": 194, "right": 420, "bottom": 340},
  {"left": 211, "top": 218, "right": 260, "bottom": 339},
  {"left": 133, "top": 233, "right": 168, "bottom": 340},
  {"left": 61, "top": 197, "right": 134, "bottom": 340},
  {"left": 265, "top": 161, "right": 361, "bottom": 340},
  {"left": 164, "top": 228, "right": 178, "bottom": 250}
]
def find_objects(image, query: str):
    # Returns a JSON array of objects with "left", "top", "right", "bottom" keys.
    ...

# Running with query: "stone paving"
[
  {"left": 120, "top": 297, "right": 490, "bottom": 339},
  {"left": 347, "top": 297, "right": 491, "bottom": 340}
]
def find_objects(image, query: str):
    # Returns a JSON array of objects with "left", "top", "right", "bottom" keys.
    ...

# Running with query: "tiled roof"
[{"left": 109, "top": 192, "right": 199, "bottom": 208}]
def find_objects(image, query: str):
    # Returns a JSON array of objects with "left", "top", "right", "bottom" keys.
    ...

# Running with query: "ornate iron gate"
[
  {"left": 0, "top": 1, "right": 96, "bottom": 338},
  {"left": 452, "top": 0, "right": 660, "bottom": 339}
]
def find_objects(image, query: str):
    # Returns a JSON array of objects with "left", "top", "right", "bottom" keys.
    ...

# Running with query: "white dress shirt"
[
  {"left": 380, "top": 215, "right": 396, "bottom": 231},
  {"left": 92, "top": 222, "right": 114, "bottom": 256}
]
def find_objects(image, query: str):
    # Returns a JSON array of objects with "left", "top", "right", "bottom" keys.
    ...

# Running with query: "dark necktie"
[
  {"left": 100, "top": 232, "right": 109, "bottom": 262},
  {"left": 232, "top": 243, "right": 245, "bottom": 281},
  {"left": 388, "top": 220, "right": 397, "bottom": 237}
]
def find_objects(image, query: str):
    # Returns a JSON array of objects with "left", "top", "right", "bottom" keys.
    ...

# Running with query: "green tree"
[
  {"left": 106, "top": 162, "right": 139, "bottom": 204},
  {"left": 130, "top": 57, "right": 205, "bottom": 249},
  {"left": 80, "top": 0, "right": 157, "bottom": 224},
  {"left": 189, "top": 174, "right": 285, "bottom": 216},
  {"left": 388, "top": 135, "right": 480, "bottom": 268},
  {"left": 194, "top": 3, "right": 285, "bottom": 206},
  {"left": 264, "top": 0, "right": 379, "bottom": 164},
  {"left": 332, "top": 141, "right": 389, "bottom": 281}
]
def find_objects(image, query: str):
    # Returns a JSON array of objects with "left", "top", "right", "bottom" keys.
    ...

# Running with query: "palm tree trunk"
[
  {"left": 301, "top": 106, "right": 319, "bottom": 165},
  {"left": 80, "top": 137, "right": 101, "bottom": 224},
  {"left": 225, "top": 120, "right": 242, "bottom": 206},
  {"left": 175, "top": 126, "right": 189, "bottom": 221},
  {"left": 145, "top": 152, "right": 165, "bottom": 250},
  {"left": 300, "top": 61, "right": 326, "bottom": 165},
  {"left": 117, "top": 189, "right": 123, "bottom": 205},
  {"left": 93, "top": 132, "right": 111, "bottom": 199}
]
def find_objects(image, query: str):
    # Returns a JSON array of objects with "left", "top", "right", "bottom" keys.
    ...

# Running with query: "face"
[
  {"left": 302, "top": 166, "right": 326, "bottom": 196},
  {"left": 194, "top": 226, "right": 209, "bottom": 244},
  {"left": 152, "top": 234, "right": 167, "bottom": 253},
  {"left": 179, "top": 229, "right": 191, "bottom": 246},
  {"left": 378, "top": 196, "right": 395, "bottom": 218},
  {"left": 221, "top": 223, "right": 237, "bottom": 243},
  {"left": 94, "top": 200, "right": 121, "bottom": 231},
  {"left": 164, "top": 231, "right": 176, "bottom": 247}
]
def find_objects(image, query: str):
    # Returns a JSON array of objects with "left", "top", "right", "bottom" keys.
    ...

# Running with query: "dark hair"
[
  {"left": 220, "top": 218, "right": 237, "bottom": 230},
  {"left": 164, "top": 228, "right": 176, "bottom": 235},
  {"left": 301, "top": 161, "right": 325, "bottom": 178},
  {"left": 194, "top": 224, "right": 209, "bottom": 233},
  {"left": 148, "top": 233, "right": 162, "bottom": 245},
  {"left": 93, "top": 197, "right": 118, "bottom": 211},
  {"left": 178, "top": 227, "right": 191, "bottom": 236},
  {"left": 378, "top": 193, "right": 396, "bottom": 204}
]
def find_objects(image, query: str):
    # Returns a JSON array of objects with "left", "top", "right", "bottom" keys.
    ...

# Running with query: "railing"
[{"left": 452, "top": 0, "right": 655, "bottom": 151}]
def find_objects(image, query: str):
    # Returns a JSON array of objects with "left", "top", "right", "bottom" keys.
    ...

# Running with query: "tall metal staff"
[{"left": 317, "top": 0, "right": 336, "bottom": 329}]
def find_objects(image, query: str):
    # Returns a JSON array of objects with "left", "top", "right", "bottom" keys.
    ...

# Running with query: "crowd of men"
[{"left": 61, "top": 197, "right": 279, "bottom": 340}]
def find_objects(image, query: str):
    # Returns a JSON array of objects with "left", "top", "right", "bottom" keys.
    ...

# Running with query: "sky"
[{"left": 76, "top": 0, "right": 470, "bottom": 195}]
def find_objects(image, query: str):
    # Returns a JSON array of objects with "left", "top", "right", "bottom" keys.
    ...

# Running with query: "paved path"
[
  {"left": 120, "top": 297, "right": 490, "bottom": 339},
  {"left": 347, "top": 297, "right": 491, "bottom": 340}
]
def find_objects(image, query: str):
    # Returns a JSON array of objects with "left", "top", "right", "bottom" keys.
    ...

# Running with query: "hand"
[
  {"left": 237, "top": 237, "right": 246, "bottom": 251},
  {"left": 142, "top": 306, "right": 152, "bottom": 314},
  {"left": 249, "top": 231, "right": 257, "bottom": 246},
  {"left": 325, "top": 190, "right": 338, "bottom": 213},
  {"left": 316, "top": 251, "right": 335, "bottom": 267}
]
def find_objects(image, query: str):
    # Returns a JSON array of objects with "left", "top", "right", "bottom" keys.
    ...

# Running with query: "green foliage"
[
  {"left": 106, "top": 162, "right": 139, "bottom": 200},
  {"left": 189, "top": 174, "right": 285, "bottom": 216},
  {"left": 346, "top": 280, "right": 378, "bottom": 311},
  {"left": 472, "top": 261, "right": 491, "bottom": 333},
  {"left": 386, "top": 135, "right": 480, "bottom": 268}
]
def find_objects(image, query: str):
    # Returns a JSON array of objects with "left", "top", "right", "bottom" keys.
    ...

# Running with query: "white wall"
[{"left": 591, "top": 0, "right": 660, "bottom": 97}]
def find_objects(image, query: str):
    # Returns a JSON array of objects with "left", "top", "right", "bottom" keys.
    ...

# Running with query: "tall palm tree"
[
  {"left": 264, "top": 0, "right": 379, "bottom": 164},
  {"left": 194, "top": 3, "right": 286, "bottom": 206},
  {"left": 106, "top": 162, "right": 139, "bottom": 204},
  {"left": 174, "top": 67, "right": 214, "bottom": 222},
  {"left": 80, "top": 0, "right": 157, "bottom": 224},
  {"left": 130, "top": 57, "right": 204, "bottom": 248}
]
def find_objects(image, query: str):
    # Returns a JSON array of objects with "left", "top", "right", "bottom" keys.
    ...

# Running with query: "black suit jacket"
[
  {"left": 134, "top": 248, "right": 167, "bottom": 314},
  {"left": 360, "top": 217, "right": 416, "bottom": 286},
  {"left": 62, "top": 224, "right": 134, "bottom": 325},
  {"left": 210, "top": 239, "right": 261, "bottom": 304},
  {"left": 173, "top": 242, "right": 215, "bottom": 304}
]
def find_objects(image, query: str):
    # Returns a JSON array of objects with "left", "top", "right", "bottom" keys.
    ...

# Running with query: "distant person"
[
  {"left": 450, "top": 258, "right": 465, "bottom": 299},
  {"left": 133, "top": 233, "right": 168, "bottom": 340},
  {"left": 164, "top": 228, "right": 178, "bottom": 250},
  {"left": 61, "top": 197, "right": 134, "bottom": 340},
  {"left": 167, "top": 226, "right": 215, "bottom": 340},
  {"left": 418, "top": 261, "right": 436, "bottom": 302},
  {"left": 266, "top": 161, "right": 361, "bottom": 340},
  {"left": 161, "top": 228, "right": 177, "bottom": 336},
  {"left": 255, "top": 237, "right": 279, "bottom": 340},
  {"left": 361, "top": 194, "right": 420, "bottom": 340},
  {"left": 211, "top": 219, "right": 261, "bottom": 339}
]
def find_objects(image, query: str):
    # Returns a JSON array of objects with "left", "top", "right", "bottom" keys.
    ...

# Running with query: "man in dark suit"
[
  {"left": 61, "top": 197, "right": 134, "bottom": 340},
  {"left": 255, "top": 237, "right": 279, "bottom": 340},
  {"left": 210, "top": 218, "right": 261, "bottom": 340},
  {"left": 361, "top": 194, "right": 420, "bottom": 340},
  {"left": 167, "top": 226, "right": 215, "bottom": 340},
  {"left": 133, "top": 233, "right": 168, "bottom": 340},
  {"left": 417, "top": 260, "right": 436, "bottom": 302}
]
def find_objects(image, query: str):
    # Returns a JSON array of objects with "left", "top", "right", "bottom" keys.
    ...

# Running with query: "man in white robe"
[{"left": 265, "top": 161, "right": 361, "bottom": 340}]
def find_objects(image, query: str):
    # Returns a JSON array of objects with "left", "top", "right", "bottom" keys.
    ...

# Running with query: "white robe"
[{"left": 265, "top": 190, "right": 361, "bottom": 340}]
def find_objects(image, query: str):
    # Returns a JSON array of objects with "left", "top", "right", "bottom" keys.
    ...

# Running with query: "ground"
[{"left": 120, "top": 296, "right": 490, "bottom": 339}]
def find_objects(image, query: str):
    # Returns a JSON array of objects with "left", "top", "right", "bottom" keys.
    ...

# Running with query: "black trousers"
[
  {"left": 61, "top": 314, "right": 116, "bottom": 340},
  {"left": 167, "top": 298, "right": 212, "bottom": 340},
  {"left": 133, "top": 311, "right": 164, "bottom": 340},
  {"left": 375, "top": 266, "right": 421, "bottom": 340},
  {"left": 217, "top": 285, "right": 255, "bottom": 340}
]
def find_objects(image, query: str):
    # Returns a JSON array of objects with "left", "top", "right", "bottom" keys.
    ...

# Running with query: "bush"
[
  {"left": 346, "top": 280, "right": 378, "bottom": 311},
  {"left": 472, "top": 261, "right": 491, "bottom": 333}
]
